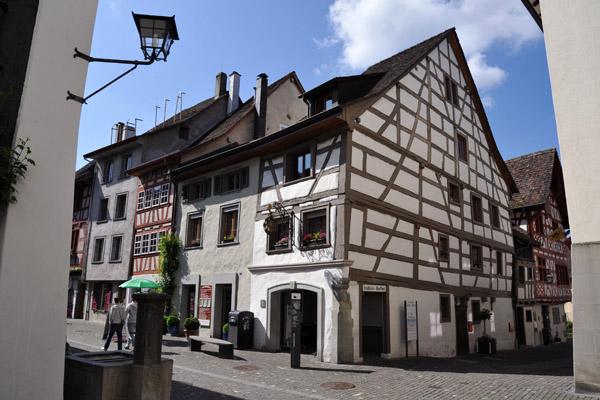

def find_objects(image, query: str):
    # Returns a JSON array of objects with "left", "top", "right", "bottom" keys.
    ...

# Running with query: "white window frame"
[
  {"left": 141, "top": 233, "right": 149, "bottom": 254},
  {"left": 144, "top": 188, "right": 153, "bottom": 208},
  {"left": 134, "top": 235, "right": 142, "bottom": 255},
  {"left": 187, "top": 212, "right": 204, "bottom": 247},
  {"left": 152, "top": 186, "right": 161, "bottom": 207},
  {"left": 219, "top": 204, "right": 240, "bottom": 244},
  {"left": 160, "top": 183, "right": 170, "bottom": 205},
  {"left": 149, "top": 232, "right": 159, "bottom": 253},
  {"left": 137, "top": 191, "right": 145, "bottom": 211}
]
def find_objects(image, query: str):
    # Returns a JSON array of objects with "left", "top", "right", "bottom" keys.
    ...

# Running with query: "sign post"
[
  {"left": 290, "top": 292, "right": 302, "bottom": 368},
  {"left": 405, "top": 300, "right": 419, "bottom": 357}
]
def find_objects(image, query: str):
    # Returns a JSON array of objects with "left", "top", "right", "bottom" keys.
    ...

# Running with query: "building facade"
[{"left": 507, "top": 148, "right": 571, "bottom": 346}]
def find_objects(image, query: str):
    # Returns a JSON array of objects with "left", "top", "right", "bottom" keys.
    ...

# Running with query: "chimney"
[
  {"left": 215, "top": 72, "right": 227, "bottom": 99},
  {"left": 115, "top": 122, "right": 125, "bottom": 142},
  {"left": 227, "top": 71, "right": 241, "bottom": 115},
  {"left": 123, "top": 124, "right": 136, "bottom": 139},
  {"left": 254, "top": 73, "right": 268, "bottom": 139}
]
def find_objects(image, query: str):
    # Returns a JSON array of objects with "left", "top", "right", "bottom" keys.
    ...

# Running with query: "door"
[
  {"left": 362, "top": 292, "right": 385, "bottom": 356},
  {"left": 517, "top": 307, "right": 527, "bottom": 346},
  {"left": 455, "top": 305, "right": 469, "bottom": 356},
  {"left": 220, "top": 285, "right": 232, "bottom": 339}
]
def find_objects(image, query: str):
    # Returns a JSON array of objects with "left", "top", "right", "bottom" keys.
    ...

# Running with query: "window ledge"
[
  {"left": 266, "top": 248, "right": 293, "bottom": 255},
  {"left": 109, "top": 260, "right": 122, "bottom": 264},
  {"left": 97, "top": 220, "right": 108, "bottom": 224},
  {"left": 114, "top": 217, "right": 126, "bottom": 221},
  {"left": 217, "top": 241, "right": 239, "bottom": 247},
  {"left": 300, "top": 243, "right": 330, "bottom": 251},
  {"left": 283, "top": 175, "right": 313, "bottom": 187},
  {"left": 184, "top": 246, "right": 203, "bottom": 251}
]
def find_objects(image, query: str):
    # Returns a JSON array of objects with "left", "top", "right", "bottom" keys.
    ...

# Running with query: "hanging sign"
[{"left": 198, "top": 285, "right": 212, "bottom": 327}]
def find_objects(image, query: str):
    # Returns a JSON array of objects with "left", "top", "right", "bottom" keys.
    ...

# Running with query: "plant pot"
[
  {"left": 222, "top": 333, "right": 228, "bottom": 341},
  {"left": 184, "top": 329, "right": 199, "bottom": 340},
  {"left": 223, "top": 238, "right": 234, "bottom": 244},
  {"left": 167, "top": 325, "right": 178, "bottom": 335},
  {"left": 477, "top": 341, "right": 496, "bottom": 354},
  {"left": 304, "top": 238, "right": 326, "bottom": 247}
]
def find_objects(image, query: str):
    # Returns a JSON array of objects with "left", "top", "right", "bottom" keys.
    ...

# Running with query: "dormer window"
[{"left": 316, "top": 95, "right": 333, "bottom": 113}]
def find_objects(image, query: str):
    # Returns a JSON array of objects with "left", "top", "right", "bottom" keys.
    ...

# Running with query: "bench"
[{"left": 188, "top": 336, "right": 234, "bottom": 359}]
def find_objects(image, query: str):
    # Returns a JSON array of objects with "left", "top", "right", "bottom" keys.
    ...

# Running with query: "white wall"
[{"left": 0, "top": 1, "right": 98, "bottom": 398}]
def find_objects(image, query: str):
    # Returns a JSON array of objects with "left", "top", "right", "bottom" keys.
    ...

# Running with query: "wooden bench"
[{"left": 188, "top": 336, "right": 234, "bottom": 359}]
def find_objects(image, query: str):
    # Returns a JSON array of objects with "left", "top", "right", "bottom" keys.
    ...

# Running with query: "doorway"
[
  {"left": 212, "top": 284, "right": 232, "bottom": 339},
  {"left": 279, "top": 290, "right": 317, "bottom": 354},
  {"left": 516, "top": 307, "right": 527, "bottom": 346},
  {"left": 455, "top": 305, "right": 469, "bottom": 356},
  {"left": 362, "top": 292, "right": 386, "bottom": 356}
]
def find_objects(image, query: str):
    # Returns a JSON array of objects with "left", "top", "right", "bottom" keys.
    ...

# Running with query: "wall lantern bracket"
[{"left": 67, "top": 12, "right": 179, "bottom": 104}]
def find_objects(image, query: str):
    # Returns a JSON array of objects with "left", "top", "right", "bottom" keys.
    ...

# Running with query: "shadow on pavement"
[
  {"left": 171, "top": 381, "right": 243, "bottom": 399},
  {"left": 299, "top": 366, "right": 374, "bottom": 374},
  {"left": 357, "top": 342, "right": 574, "bottom": 377},
  {"left": 162, "top": 338, "right": 189, "bottom": 348}
]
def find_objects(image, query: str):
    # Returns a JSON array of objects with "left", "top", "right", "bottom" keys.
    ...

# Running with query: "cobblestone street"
[{"left": 67, "top": 319, "right": 589, "bottom": 400}]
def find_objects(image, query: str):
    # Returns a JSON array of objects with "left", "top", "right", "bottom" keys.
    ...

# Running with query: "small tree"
[
  {"left": 479, "top": 308, "right": 492, "bottom": 336},
  {"left": 157, "top": 233, "right": 182, "bottom": 315}
]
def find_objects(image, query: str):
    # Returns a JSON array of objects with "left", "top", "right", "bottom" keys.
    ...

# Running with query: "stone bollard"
[{"left": 129, "top": 293, "right": 173, "bottom": 400}]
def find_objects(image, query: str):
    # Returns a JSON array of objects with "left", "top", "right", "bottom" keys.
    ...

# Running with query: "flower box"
[
  {"left": 304, "top": 238, "right": 326, "bottom": 247},
  {"left": 274, "top": 243, "right": 289, "bottom": 249},
  {"left": 222, "top": 238, "right": 235, "bottom": 243}
]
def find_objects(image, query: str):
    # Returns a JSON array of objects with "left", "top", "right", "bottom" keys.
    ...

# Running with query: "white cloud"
[
  {"left": 313, "top": 37, "right": 340, "bottom": 49},
  {"left": 321, "top": 0, "right": 541, "bottom": 94},
  {"left": 481, "top": 96, "right": 495, "bottom": 108}
]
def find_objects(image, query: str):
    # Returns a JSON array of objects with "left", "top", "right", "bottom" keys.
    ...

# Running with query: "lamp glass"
[{"left": 133, "top": 13, "right": 178, "bottom": 61}]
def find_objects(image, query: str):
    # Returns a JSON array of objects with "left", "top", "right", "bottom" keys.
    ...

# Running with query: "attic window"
[
  {"left": 316, "top": 95, "right": 333, "bottom": 114},
  {"left": 444, "top": 75, "right": 459, "bottom": 107},
  {"left": 179, "top": 126, "right": 189, "bottom": 140}
]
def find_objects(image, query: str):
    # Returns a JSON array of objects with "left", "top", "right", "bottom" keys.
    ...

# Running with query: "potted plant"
[
  {"left": 222, "top": 234, "right": 235, "bottom": 243},
  {"left": 166, "top": 315, "right": 179, "bottom": 335},
  {"left": 303, "top": 231, "right": 326, "bottom": 246},
  {"left": 477, "top": 308, "right": 496, "bottom": 354},
  {"left": 183, "top": 317, "right": 200, "bottom": 340},
  {"left": 274, "top": 236, "right": 289, "bottom": 249},
  {"left": 222, "top": 322, "right": 229, "bottom": 341},
  {"left": 190, "top": 239, "right": 200, "bottom": 247}
]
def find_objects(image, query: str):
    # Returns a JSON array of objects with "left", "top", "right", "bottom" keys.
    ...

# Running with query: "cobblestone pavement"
[{"left": 67, "top": 319, "right": 591, "bottom": 400}]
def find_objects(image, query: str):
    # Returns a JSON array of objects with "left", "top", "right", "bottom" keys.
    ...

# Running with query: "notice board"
[{"left": 198, "top": 285, "right": 212, "bottom": 327}]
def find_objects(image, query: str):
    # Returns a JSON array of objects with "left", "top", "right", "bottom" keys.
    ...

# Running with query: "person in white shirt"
[
  {"left": 125, "top": 299, "right": 137, "bottom": 350},
  {"left": 103, "top": 297, "right": 125, "bottom": 351}
]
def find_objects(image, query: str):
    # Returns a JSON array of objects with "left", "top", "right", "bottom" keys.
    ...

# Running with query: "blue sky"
[{"left": 76, "top": 0, "right": 556, "bottom": 169}]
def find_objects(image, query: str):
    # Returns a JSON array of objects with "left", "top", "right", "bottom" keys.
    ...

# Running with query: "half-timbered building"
[
  {"left": 506, "top": 148, "right": 571, "bottom": 345},
  {"left": 248, "top": 28, "right": 518, "bottom": 362},
  {"left": 68, "top": 162, "right": 95, "bottom": 319}
]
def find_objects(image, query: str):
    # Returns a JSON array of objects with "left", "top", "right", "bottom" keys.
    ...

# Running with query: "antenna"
[
  {"left": 163, "top": 98, "right": 170, "bottom": 127},
  {"left": 176, "top": 91, "right": 186, "bottom": 120},
  {"left": 127, "top": 117, "right": 143, "bottom": 132},
  {"left": 155, "top": 104, "right": 161, "bottom": 127}
]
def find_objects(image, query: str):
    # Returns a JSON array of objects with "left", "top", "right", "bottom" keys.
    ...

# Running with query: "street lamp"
[{"left": 67, "top": 12, "right": 179, "bottom": 104}]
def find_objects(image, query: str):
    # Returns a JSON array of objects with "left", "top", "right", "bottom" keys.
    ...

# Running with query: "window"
[
  {"left": 518, "top": 266, "right": 526, "bottom": 284},
  {"left": 302, "top": 208, "right": 328, "bottom": 246},
  {"left": 534, "top": 213, "right": 544, "bottom": 234},
  {"left": 183, "top": 178, "right": 211, "bottom": 202},
  {"left": 137, "top": 191, "right": 145, "bottom": 211},
  {"left": 556, "top": 265, "right": 569, "bottom": 286},
  {"left": 152, "top": 186, "right": 161, "bottom": 207},
  {"left": 496, "top": 251, "right": 503, "bottom": 275},
  {"left": 141, "top": 234, "right": 149, "bottom": 254},
  {"left": 491, "top": 204, "right": 500, "bottom": 228},
  {"left": 525, "top": 310, "right": 533, "bottom": 322},
  {"left": 220, "top": 204, "right": 239, "bottom": 244},
  {"left": 471, "top": 195, "right": 483, "bottom": 223},
  {"left": 552, "top": 308, "right": 561, "bottom": 324},
  {"left": 187, "top": 213, "right": 203, "bottom": 247},
  {"left": 92, "top": 237, "right": 105, "bottom": 263},
  {"left": 144, "top": 188, "right": 152, "bottom": 208},
  {"left": 70, "top": 228, "right": 79, "bottom": 252},
  {"left": 120, "top": 154, "right": 132, "bottom": 178},
  {"left": 439, "top": 236, "right": 449, "bottom": 261},
  {"left": 440, "top": 294, "right": 451, "bottom": 323},
  {"left": 444, "top": 75, "right": 459, "bottom": 106},
  {"left": 316, "top": 95, "right": 333, "bottom": 113},
  {"left": 160, "top": 183, "right": 170, "bottom": 204},
  {"left": 538, "top": 257, "right": 547, "bottom": 282},
  {"left": 213, "top": 167, "right": 249, "bottom": 195},
  {"left": 149, "top": 232, "right": 158, "bottom": 253},
  {"left": 449, "top": 183, "right": 461, "bottom": 203},
  {"left": 134, "top": 235, "right": 142, "bottom": 255},
  {"left": 98, "top": 198, "right": 108, "bottom": 221},
  {"left": 472, "top": 300, "right": 481, "bottom": 323},
  {"left": 115, "top": 193, "right": 127, "bottom": 219},
  {"left": 179, "top": 126, "right": 189, "bottom": 140},
  {"left": 288, "top": 148, "right": 312, "bottom": 182},
  {"left": 110, "top": 235, "right": 123, "bottom": 262},
  {"left": 268, "top": 218, "right": 291, "bottom": 251},
  {"left": 104, "top": 160, "right": 114, "bottom": 183},
  {"left": 457, "top": 134, "right": 468, "bottom": 162},
  {"left": 527, "top": 267, "right": 533, "bottom": 281},
  {"left": 471, "top": 244, "right": 482, "bottom": 270}
]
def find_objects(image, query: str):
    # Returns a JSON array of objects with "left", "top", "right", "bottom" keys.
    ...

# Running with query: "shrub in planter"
[
  {"left": 222, "top": 323, "right": 229, "bottom": 341},
  {"left": 477, "top": 334, "right": 497, "bottom": 354},
  {"left": 183, "top": 317, "right": 200, "bottom": 340},
  {"left": 167, "top": 315, "right": 179, "bottom": 334}
]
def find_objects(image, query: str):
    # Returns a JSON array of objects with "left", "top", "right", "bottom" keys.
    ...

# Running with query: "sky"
[{"left": 76, "top": 0, "right": 556, "bottom": 170}]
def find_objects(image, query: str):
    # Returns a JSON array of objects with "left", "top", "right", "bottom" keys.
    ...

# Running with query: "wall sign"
[
  {"left": 198, "top": 285, "right": 212, "bottom": 327},
  {"left": 363, "top": 284, "right": 386, "bottom": 292}
]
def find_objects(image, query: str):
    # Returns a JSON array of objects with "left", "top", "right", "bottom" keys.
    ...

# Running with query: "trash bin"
[{"left": 228, "top": 311, "right": 254, "bottom": 349}]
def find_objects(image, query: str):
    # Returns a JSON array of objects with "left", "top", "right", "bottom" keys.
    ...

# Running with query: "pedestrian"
[
  {"left": 125, "top": 298, "right": 137, "bottom": 350},
  {"left": 103, "top": 296, "right": 125, "bottom": 351}
]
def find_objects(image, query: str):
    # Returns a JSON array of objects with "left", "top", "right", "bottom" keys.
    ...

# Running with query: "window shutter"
[
  {"left": 213, "top": 175, "right": 222, "bottom": 195},
  {"left": 202, "top": 178, "right": 212, "bottom": 198},
  {"left": 182, "top": 185, "right": 190, "bottom": 202},
  {"left": 241, "top": 166, "right": 249, "bottom": 188}
]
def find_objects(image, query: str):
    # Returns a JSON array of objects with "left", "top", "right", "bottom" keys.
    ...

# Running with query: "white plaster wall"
[
  {"left": 250, "top": 266, "right": 343, "bottom": 362},
  {"left": 0, "top": 1, "right": 98, "bottom": 398}
]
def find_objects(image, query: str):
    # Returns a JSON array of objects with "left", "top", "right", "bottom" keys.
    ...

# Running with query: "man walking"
[
  {"left": 104, "top": 297, "right": 125, "bottom": 351},
  {"left": 125, "top": 298, "right": 137, "bottom": 350}
]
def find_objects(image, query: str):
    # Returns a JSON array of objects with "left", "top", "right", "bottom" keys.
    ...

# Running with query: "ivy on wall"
[{"left": 157, "top": 233, "right": 182, "bottom": 315}]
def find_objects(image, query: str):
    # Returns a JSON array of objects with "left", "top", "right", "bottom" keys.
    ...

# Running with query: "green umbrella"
[{"left": 119, "top": 278, "right": 160, "bottom": 289}]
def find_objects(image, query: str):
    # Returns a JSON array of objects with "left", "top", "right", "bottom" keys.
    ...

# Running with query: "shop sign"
[{"left": 363, "top": 284, "right": 386, "bottom": 292}]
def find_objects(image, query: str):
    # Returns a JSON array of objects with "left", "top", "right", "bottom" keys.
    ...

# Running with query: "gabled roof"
[
  {"left": 506, "top": 148, "right": 569, "bottom": 227},
  {"left": 186, "top": 71, "right": 303, "bottom": 148}
]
